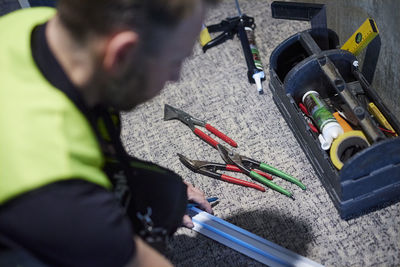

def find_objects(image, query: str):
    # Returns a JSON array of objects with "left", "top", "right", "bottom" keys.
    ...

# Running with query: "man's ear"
[{"left": 103, "top": 31, "right": 139, "bottom": 75}]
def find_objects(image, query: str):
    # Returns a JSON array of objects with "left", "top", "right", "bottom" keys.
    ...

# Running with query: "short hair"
[{"left": 57, "top": 0, "right": 219, "bottom": 43}]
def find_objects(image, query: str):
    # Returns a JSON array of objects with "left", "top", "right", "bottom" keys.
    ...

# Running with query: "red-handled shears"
[
  {"left": 177, "top": 153, "right": 269, "bottom": 192},
  {"left": 164, "top": 104, "right": 237, "bottom": 148}
]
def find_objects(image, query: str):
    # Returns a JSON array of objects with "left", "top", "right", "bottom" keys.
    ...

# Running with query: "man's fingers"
[
  {"left": 185, "top": 182, "right": 213, "bottom": 214},
  {"left": 182, "top": 214, "right": 194, "bottom": 228},
  {"left": 182, "top": 182, "right": 216, "bottom": 229},
  {"left": 189, "top": 194, "right": 213, "bottom": 214}
]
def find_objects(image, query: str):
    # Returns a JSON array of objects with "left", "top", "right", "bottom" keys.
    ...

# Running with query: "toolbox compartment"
[{"left": 269, "top": 28, "right": 400, "bottom": 219}]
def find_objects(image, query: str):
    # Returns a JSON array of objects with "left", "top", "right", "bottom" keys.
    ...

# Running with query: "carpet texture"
[{"left": 121, "top": 1, "right": 400, "bottom": 266}]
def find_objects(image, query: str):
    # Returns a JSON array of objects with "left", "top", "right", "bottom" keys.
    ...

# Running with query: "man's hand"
[{"left": 182, "top": 181, "right": 213, "bottom": 228}]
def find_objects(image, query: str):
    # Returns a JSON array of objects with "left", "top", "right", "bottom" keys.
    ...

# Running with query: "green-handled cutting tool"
[{"left": 217, "top": 144, "right": 306, "bottom": 199}]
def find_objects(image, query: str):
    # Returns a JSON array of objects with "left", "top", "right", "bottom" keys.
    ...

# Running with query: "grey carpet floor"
[{"left": 121, "top": 1, "right": 400, "bottom": 266}]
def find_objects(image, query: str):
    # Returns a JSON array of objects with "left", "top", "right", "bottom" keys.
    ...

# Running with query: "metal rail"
[{"left": 189, "top": 207, "right": 324, "bottom": 267}]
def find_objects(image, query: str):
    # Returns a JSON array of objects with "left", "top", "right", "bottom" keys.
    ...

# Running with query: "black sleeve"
[
  {"left": 105, "top": 156, "right": 188, "bottom": 242},
  {"left": 0, "top": 179, "right": 135, "bottom": 267}
]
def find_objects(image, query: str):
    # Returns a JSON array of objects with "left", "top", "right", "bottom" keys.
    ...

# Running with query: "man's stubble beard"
[{"left": 92, "top": 57, "right": 151, "bottom": 111}]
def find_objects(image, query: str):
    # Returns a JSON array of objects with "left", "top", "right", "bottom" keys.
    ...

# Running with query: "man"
[{"left": 0, "top": 0, "right": 217, "bottom": 266}]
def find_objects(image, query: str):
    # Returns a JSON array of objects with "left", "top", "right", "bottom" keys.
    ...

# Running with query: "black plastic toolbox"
[{"left": 268, "top": 28, "right": 400, "bottom": 219}]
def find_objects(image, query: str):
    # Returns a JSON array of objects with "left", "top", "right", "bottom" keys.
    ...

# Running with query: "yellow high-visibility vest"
[{"left": 0, "top": 7, "right": 111, "bottom": 204}]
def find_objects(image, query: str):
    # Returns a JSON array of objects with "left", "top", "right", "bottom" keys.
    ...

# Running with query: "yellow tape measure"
[
  {"left": 341, "top": 18, "right": 379, "bottom": 56},
  {"left": 367, "top": 102, "right": 398, "bottom": 136}
]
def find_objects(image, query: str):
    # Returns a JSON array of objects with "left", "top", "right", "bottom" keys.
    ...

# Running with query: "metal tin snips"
[
  {"left": 217, "top": 144, "right": 306, "bottom": 200},
  {"left": 164, "top": 104, "right": 237, "bottom": 148},
  {"left": 177, "top": 153, "right": 266, "bottom": 192}
]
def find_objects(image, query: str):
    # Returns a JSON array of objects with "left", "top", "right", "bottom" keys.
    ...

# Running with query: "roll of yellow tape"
[{"left": 330, "top": 130, "right": 369, "bottom": 170}]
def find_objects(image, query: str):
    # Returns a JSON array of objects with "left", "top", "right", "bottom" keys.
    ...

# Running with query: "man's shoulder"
[
  {"left": 0, "top": 6, "right": 55, "bottom": 27},
  {"left": 0, "top": 76, "right": 111, "bottom": 204}
]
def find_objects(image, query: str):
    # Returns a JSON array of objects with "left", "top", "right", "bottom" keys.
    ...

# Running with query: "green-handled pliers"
[{"left": 217, "top": 144, "right": 306, "bottom": 199}]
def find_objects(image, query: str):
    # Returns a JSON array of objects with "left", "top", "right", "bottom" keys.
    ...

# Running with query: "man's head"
[{"left": 55, "top": 0, "right": 218, "bottom": 110}]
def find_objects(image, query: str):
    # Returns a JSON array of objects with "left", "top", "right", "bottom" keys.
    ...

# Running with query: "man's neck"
[{"left": 45, "top": 15, "right": 103, "bottom": 107}]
